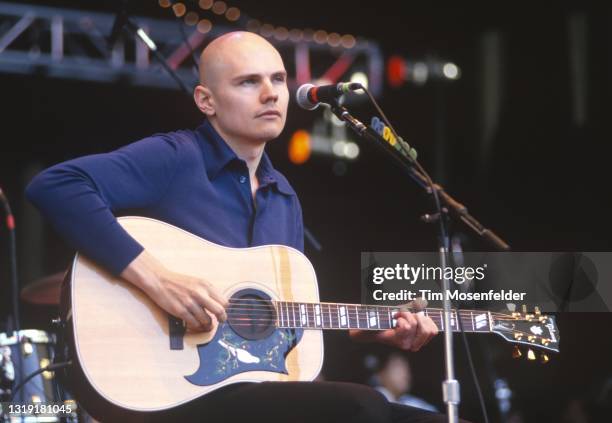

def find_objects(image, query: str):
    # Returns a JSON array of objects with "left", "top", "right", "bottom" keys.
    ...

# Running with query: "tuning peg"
[
  {"left": 521, "top": 304, "right": 527, "bottom": 314},
  {"left": 512, "top": 346, "right": 522, "bottom": 359},
  {"left": 527, "top": 349, "right": 536, "bottom": 361},
  {"left": 534, "top": 306, "right": 541, "bottom": 316},
  {"left": 540, "top": 353, "right": 549, "bottom": 364}
]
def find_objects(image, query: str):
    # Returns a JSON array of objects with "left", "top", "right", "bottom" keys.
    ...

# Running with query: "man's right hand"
[{"left": 120, "top": 250, "right": 228, "bottom": 332}]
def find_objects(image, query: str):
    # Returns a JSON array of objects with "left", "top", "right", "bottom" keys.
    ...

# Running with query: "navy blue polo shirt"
[{"left": 26, "top": 120, "right": 304, "bottom": 275}]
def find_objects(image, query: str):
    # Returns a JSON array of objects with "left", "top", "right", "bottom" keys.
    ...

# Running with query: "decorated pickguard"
[{"left": 185, "top": 322, "right": 303, "bottom": 386}]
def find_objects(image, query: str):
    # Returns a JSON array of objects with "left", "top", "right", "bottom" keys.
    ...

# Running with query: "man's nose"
[{"left": 260, "top": 80, "right": 279, "bottom": 103}]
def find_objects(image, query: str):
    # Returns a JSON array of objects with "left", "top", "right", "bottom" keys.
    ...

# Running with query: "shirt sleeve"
[{"left": 25, "top": 134, "right": 181, "bottom": 275}]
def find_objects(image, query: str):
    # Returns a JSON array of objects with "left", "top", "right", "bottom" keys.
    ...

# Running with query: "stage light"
[
  {"left": 303, "top": 29, "right": 314, "bottom": 41},
  {"left": 350, "top": 71, "right": 368, "bottom": 90},
  {"left": 288, "top": 130, "right": 311, "bottom": 165},
  {"left": 387, "top": 56, "right": 405, "bottom": 87},
  {"left": 332, "top": 141, "right": 346, "bottom": 157},
  {"left": 443, "top": 62, "right": 460, "bottom": 80},
  {"left": 260, "top": 23, "right": 274, "bottom": 37},
  {"left": 197, "top": 19, "right": 212, "bottom": 33},
  {"left": 344, "top": 142, "right": 360, "bottom": 159},
  {"left": 246, "top": 19, "right": 261, "bottom": 32},
  {"left": 158, "top": 0, "right": 171, "bottom": 8},
  {"left": 388, "top": 56, "right": 461, "bottom": 87},
  {"left": 225, "top": 7, "right": 240, "bottom": 22},
  {"left": 184, "top": 11, "right": 199, "bottom": 26},
  {"left": 289, "top": 29, "right": 303, "bottom": 42},
  {"left": 172, "top": 3, "right": 186, "bottom": 17},
  {"left": 412, "top": 62, "right": 428, "bottom": 85},
  {"left": 212, "top": 1, "right": 227, "bottom": 15},
  {"left": 274, "top": 27, "right": 289, "bottom": 41},
  {"left": 199, "top": 0, "right": 213, "bottom": 9},
  {"left": 340, "top": 34, "right": 356, "bottom": 49},
  {"left": 313, "top": 30, "right": 327, "bottom": 44},
  {"left": 328, "top": 32, "right": 341, "bottom": 47}
]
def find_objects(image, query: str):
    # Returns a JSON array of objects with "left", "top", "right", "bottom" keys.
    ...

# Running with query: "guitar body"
[{"left": 60, "top": 217, "right": 323, "bottom": 419}]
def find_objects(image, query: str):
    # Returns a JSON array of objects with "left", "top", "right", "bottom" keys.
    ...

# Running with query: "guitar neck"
[{"left": 273, "top": 301, "right": 493, "bottom": 333}]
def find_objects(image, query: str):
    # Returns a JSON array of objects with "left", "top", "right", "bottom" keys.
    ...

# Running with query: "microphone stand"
[
  {"left": 328, "top": 102, "right": 509, "bottom": 423},
  {"left": 108, "top": 2, "right": 192, "bottom": 95}
]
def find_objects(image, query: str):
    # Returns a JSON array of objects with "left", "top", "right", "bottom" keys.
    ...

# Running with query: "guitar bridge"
[{"left": 169, "top": 316, "right": 185, "bottom": 350}]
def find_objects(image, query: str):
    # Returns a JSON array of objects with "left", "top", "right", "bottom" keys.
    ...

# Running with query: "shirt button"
[{"left": 239, "top": 175, "right": 247, "bottom": 184}]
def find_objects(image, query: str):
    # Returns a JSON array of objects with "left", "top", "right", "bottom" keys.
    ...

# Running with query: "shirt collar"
[{"left": 195, "top": 120, "right": 296, "bottom": 197}]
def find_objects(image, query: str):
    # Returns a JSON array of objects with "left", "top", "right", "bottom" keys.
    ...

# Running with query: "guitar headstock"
[{"left": 490, "top": 306, "right": 560, "bottom": 360}]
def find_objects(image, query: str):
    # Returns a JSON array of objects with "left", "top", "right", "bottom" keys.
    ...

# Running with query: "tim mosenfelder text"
[{"left": 370, "top": 264, "right": 527, "bottom": 302}]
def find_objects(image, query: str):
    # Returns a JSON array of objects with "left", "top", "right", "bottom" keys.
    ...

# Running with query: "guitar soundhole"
[{"left": 228, "top": 288, "right": 276, "bottom": 340}]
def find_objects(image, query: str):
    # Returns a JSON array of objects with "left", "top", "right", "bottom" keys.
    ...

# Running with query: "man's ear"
[{"left": 194, "top": 85, "right": 215, "bottom": 117}]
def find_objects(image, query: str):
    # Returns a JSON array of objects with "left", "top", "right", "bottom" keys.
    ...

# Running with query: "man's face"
[{"left": 204, "top": 38, "right": 289, "bottom": 145}]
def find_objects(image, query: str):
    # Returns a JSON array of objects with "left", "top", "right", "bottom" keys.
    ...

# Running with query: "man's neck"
[{"left": 209, "top": 120, "right": 265, "bottom": 180}]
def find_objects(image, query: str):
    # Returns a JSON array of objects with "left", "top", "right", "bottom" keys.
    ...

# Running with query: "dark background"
[{"left": 1, "top": 1, "right": 611, "bottom": 422}]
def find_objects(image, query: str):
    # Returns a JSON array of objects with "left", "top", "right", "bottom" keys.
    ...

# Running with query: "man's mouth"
[{"left": 256, "top": 110, "right": 282, "bottom": 118}]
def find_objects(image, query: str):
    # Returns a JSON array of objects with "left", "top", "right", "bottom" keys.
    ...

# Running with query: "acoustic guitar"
[{"left": 59, "top": 217, "right": 559, "bottom": 420}]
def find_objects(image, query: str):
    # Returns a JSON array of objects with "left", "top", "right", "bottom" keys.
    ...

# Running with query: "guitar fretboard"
[{"left": 273, "top": 302, "right": 492, "bottom": 333}]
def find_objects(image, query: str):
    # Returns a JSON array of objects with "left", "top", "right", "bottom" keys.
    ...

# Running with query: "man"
[{"left": 27, "top": 32, "right": 448, "bottom": 422}]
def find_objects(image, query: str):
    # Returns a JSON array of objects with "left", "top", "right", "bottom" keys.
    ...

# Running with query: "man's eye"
[
  {"left": 273, "top": 75, "right": 286, "bottom": 83},
  {"left": 241, "top": 79, "right": 257, "bottom": 85}
]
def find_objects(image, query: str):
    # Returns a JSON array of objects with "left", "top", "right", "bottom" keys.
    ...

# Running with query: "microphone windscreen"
[{"left": 296, "top": 83, "right": 318, "bottom": 110}]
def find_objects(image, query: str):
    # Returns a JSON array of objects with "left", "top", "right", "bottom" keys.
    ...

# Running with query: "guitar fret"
[
  {"left": 323, "top": 304, "right": 327, "bottom": 328},
  {"left": 299, "top": 304, "right": 308, "bottom": 327},
  {"left": 308, "top": 303, "right": 314, "bottom": 328},
  {"left": 391, "top": 308, "right": 398, "bottom": 328},
  {"left": 347, "top": 305, "right": 352, "bottom": 328},
  {"left": 474, "top": 312, "right": 488, "bottom": 332},
  {"left": 284, "top": 302, "right": 289, "bottom": 328},
  {"left": 315, "top": 304, "right": 322, "bottom": 328},
  {"left": 360, "top": 306, "right": 367, "bottom": 328},
  {"left": 292, "top": 303, "right": 297, "bottom": 327},
  {"left": 278, "top": 302, "right": 283, "bottom": 328},
  {"left": 367, "top": 306, "right": 372, "bottom": 328},
  {"left": 339, "top": 305, "right": 347, "bottom": 328},
  {"left": 327, "top": 304, "right": 333, "bottom": 329}
]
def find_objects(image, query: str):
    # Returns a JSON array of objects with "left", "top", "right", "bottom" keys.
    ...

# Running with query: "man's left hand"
[{"left": 349, "top": 311, "right": 438, "bottom": 351}]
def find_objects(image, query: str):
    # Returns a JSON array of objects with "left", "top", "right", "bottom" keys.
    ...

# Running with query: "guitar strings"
[
  {"left": 224, "top": 298, "right": 534, "bottom": 321},
  {"left": 224, "top": 303, "right": 524, "bottom": 322},
  {"left": 209, "top": 319, "right": 552, "bottom": 342}
]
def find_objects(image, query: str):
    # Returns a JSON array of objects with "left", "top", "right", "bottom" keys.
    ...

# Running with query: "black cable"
[
  {"left": 0, "top": 187, "right": 20, "bottom": 333},
  {"left": 455, "top": 300, "right": 491, "bottom": 423},
  {"left": 0, "top": 187, "right": 26, "bottom": 408},
  {"left": 9, "top": 361, "right": 72, "bottom": 402},
  {"left": 357, "top": 88, "right": 490, "bottom": 423}
]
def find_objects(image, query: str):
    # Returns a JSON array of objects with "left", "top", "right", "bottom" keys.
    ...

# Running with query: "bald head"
[
  {"left": 199, "top": 31, "right": 281, "bottom": 87},
  {"left": 193, "top": 31, "right": 289, "bottom": 148}
]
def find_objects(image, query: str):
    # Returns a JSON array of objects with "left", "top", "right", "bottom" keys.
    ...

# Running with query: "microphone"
[{"left": 296, "top": 82, "right": 362, "bottom": 110}]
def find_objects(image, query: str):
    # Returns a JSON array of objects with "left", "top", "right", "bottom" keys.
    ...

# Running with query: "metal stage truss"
[{"left": 0, "top": 1, "right": 383, "bottom": 94}]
